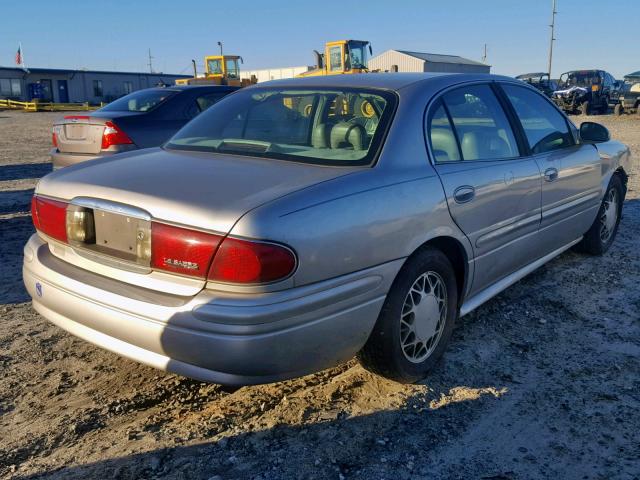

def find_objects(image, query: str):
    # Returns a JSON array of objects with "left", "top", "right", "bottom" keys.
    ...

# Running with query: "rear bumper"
[
  {"left": 23, "top": 234, "right": 396, "bottom": 385},
  {"left": 50, "top": 146, "right": 136, "bottom": 169}
]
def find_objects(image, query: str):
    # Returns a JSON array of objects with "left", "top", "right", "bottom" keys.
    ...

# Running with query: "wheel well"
[
  {"left": 615, "top": 167, "right": 628, "bottom": 195},
  {"left": 412, "top": 236, "right": 468, "bottom": 304}
]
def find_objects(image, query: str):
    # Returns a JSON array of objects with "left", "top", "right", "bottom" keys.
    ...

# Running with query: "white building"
[
  {"left": 241, "top": 66, "right": 312, "bottom": 83},
  {"left": 368, "top": 50, "right": 490, "bottom": 74}
]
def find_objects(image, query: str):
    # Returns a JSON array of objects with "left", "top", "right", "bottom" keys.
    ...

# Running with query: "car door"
[
  {"left": 500, "top": 83, "right": 601, "bottom": 251},
  {"left": 427, "top": 83, "right": 542, "bottom": 296}
]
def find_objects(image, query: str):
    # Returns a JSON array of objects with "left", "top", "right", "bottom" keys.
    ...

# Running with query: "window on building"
[
  {"left": 123, "top": 81, "right": 133, "bottom": 94},
  {"left": 1, "top": 78, "right": 22, "bottom": 97},
  {"left": 0, "top": 79, "right": 11, "bottom": 96},
  {"left": 93, "top": 80, "right": 103, "bottom": 97}
]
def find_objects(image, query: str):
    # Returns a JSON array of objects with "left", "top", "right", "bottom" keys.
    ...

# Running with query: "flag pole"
[{"left": 19, "top": 42, "right": 27, "bottom": 71}]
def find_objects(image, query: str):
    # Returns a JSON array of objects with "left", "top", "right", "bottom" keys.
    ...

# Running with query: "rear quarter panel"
[{"left": 231, "top": 167, "right": 469, "bottom": 288}]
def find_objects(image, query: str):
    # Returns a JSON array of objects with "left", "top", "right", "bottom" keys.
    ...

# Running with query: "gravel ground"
[{"left": 0, "top": 110, "right": 638, "bottom": 480}]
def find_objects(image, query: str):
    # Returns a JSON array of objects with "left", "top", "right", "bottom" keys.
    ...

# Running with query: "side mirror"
[{"left": 579, "top": 122, "right": 610, "bottom": 143}]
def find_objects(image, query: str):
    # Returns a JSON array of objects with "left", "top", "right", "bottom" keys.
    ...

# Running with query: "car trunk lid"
[
  {"left": 35, "top": 148, "right": 360, "bottom": 293},
  {"left": 53, "top": 113, "right": 139, "bottom": 154}
]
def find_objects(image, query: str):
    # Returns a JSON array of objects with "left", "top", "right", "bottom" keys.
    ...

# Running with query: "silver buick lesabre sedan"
[{"left": 24, "top": 73, "right": 631, "bottom": 385}]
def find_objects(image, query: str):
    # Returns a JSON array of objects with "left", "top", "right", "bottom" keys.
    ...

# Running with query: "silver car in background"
[{"left": 24, "top": 74, "right": 631, "bottom": 385}]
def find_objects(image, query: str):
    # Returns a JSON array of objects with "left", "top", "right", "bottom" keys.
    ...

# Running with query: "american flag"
[{"left": 15, "top": 46, "right": 22, "bottom": 65}]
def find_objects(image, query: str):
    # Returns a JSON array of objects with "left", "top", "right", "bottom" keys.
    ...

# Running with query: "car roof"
[
  {"left": 162, "top": 85, "right": 240, "bottom": 92},
  {"left": 516, "top": 72, "right": 548, "bottom": 78},
  {"left": 247, "top": 73, "right": 515, "bottom": 92}
]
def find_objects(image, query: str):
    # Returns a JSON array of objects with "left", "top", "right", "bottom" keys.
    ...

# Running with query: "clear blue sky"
[{"left": 0, "top": 0, "right": 637, "bottom": 78}]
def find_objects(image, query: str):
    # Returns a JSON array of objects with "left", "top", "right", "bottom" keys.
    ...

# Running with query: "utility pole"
[
  {"left": 147, "top": 48, "right": 154, "bottom": 73},
  {"left": 482, "top": 44, "right": 487, "bottom": 64},
  {"left": 547, "top": 0, "right": 557, "bottom": 78},
  {"left": 217, "top": 41, "right": 223, "bottom": 55}
]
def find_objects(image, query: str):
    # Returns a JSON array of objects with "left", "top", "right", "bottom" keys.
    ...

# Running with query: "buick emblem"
[{"left": 35, "top": 282, "right": 43, "bottom": 297}]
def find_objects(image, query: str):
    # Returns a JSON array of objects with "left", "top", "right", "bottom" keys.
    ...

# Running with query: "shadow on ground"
[
  {"left": 0, "top": 215, "right": 34, "bottom": 304},
  {"left": 13, "top": 391, "right": 508, "bottom": 480},
  {"left": 0, "top": 163, "right": 51, "bottom": 182},
  {"left": 0, "top": 189, "right": 34, "bottom": 215}
]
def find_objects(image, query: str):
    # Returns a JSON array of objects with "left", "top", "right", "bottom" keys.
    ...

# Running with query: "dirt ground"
[{"left": 0, "top": 109, "right": 638, "bottom": 480}]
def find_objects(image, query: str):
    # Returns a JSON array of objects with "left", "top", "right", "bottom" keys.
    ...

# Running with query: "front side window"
[
  {"left": 167, "top": 87, "right": 396, "bottom": 166},
  {"left": 329, "top": 46, "right": 343, "bottom": 72},
  {"left": 100, "top": 89, "right": 175, "bottom": 112},
  {"left": 441, "top": 84, "right": 519, "bottom": 161},
  {"left": 93, "top": 80, "right": 103, "bottom": 97},
  {"left": 502, "top": 84, "right": 573, "bottom": 154}
]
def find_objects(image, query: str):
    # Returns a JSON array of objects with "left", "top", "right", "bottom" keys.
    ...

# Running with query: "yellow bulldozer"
[
  {"left": 176, "top": 54, "right": 257, "bottom": 87},
  {"left": 297, "top": 40, "right": 372, "bottom": 77}
]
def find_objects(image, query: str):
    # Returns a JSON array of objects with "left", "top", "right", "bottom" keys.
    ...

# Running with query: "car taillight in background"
[
  {"left": 31, "top": 195, "right": 297, "bottom": 284},
  {"left": 101, "top": 121, "right": 133, "bottom": 150}
]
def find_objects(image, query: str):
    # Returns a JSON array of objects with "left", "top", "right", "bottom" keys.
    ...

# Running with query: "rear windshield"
[
  {"left": 100, "top": 89, "right": 176, "bottom": 112},
  {"left": 166, "top": 87, "right": 396, "bottom": 166}
]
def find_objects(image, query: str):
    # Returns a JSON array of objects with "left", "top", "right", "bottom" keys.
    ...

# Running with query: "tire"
[
  {"left": 581, "top": 101, "right": 591, "bottom": 116},
  {"left": 614, "top": 103, "right": 623, "bottom": 116},
  {"left": 636, "top": 105, "right": 640, "bottom": 117},
  {"left": 357, "top": 247, "right": 458, "bottom": 383},
  {"left": 576, "top": 175, "right": 624, "bottom": 255}
]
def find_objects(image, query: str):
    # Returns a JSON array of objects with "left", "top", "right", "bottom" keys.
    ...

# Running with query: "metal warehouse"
[
  {"left": 0, "top": 67, "right": 185, "bottom": 104},
  {"left": 368, "top": 49, "right": 490, "bottom": 74}
]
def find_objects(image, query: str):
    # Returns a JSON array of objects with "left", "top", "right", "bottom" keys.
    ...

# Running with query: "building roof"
[
  {"left": 395, "top": 50, "right": 489, "bottom": 67},
  {"left": 0, "top": 66, "right": 184, "bottom": 77}
]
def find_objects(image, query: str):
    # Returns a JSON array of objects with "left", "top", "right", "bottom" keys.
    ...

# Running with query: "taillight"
[
  {"left": 101, "top": 121, "right": 133, "bottom": 150},
  {"left": 151, "top": 222, "right": 222, "bottom": 278},
  {"left": 208, "top": 237, "right": 296, "bottom": 284},
  {"left": 31, "top": 196, "right": 68, "bottom": 243},
  {"left": 52, "top": 131, "right": 58, "bottom": 148}
]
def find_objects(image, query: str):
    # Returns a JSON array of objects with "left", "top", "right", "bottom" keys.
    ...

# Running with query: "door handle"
[
  {"left": 544, "top": 168, "right": 558, "bottom": 182},
  {"left": 453, "top": 186, "right": 475, "bottom": 204}
]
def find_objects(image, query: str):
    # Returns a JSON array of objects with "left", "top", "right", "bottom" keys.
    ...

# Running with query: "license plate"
[
  {"left": 93, "top": 210, "right": 147, "bottom": 262},
  {"left": 65, "top": 124, "right": 87, "bottom": 140}
]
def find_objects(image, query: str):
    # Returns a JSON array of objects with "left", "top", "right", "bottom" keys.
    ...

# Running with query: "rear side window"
[
  {"left": 100, "top": 89, "right": 175, "bottom": 112},
  {"left": 427, "top": 100, "right": 461, "bottom": 163},
  {"left": 441, "top": 85, "right": 519, "bottom": 161},
  {"left": 502, "top": 84, "right": 574, "bottom": 154}
]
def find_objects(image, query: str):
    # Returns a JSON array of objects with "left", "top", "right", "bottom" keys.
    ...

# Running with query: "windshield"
[
  {"left": 348, "top": 43, "right": 368, "bottom": 69},
  {"left": 167, "top": 87, "right": 396, "bottom": 166},
  {"left": 559, "top": 71, "right": 600, "bottom": 88},
  {"left": 100, "top": 89, "right": 175, "bottom": 112}
]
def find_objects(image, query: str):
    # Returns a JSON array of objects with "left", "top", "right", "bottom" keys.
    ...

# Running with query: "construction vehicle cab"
[
  {"left": 177, "top": 55, "right": 254, "bottom": 87},
  {"left": 298, "top": 40, "right": 372, "bottom": 77}
]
